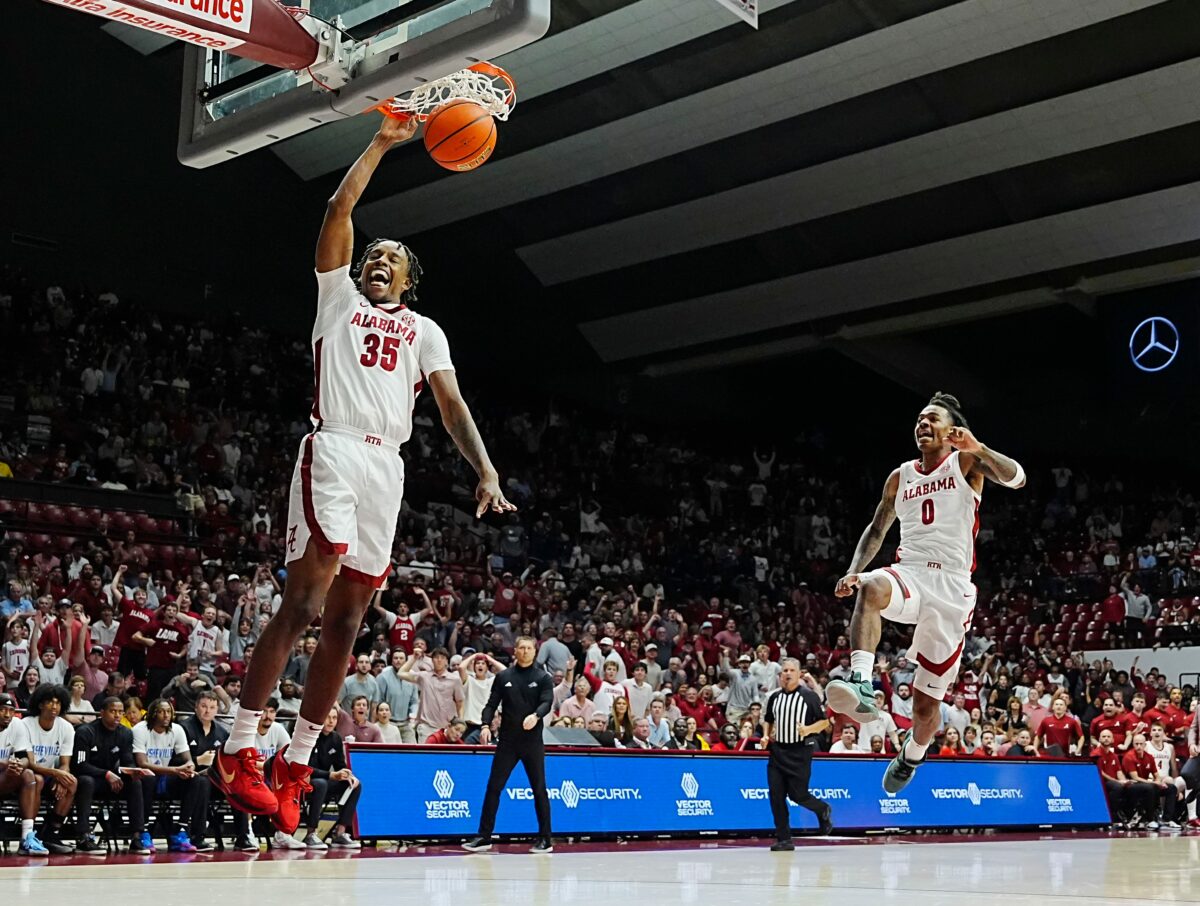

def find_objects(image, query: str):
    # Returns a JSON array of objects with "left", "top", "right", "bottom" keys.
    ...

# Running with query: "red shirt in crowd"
[
  {"left": 955, "top": 676, "right": 982, "bottom": 713},
  {"left": 1101, "top": 593, "right": 1125, "bottom": 623},
  {"left": 1092, "top": 745, "right": 1123, "bottom": 780},
  {"left": 1038, "top": 714, "right": 1082, "bottom": 751},
  {"left": 143, "top": 616, "right": 190, "bottom": 670},
  {"left": 1120, "top": 748, "right": 1158, "bottom": 781},
  {"left": 693, "top": 633, "right": 721, "bottom": 666},
  {"left": 424, "top": 728, "right": 465, "bottom": 745},
  {"left": 972, "top": 746, "right": 995, "bottom": 758},
  {"left": 387, "top": 614, "right": 416, "bottom": 655},
  {"left": 1090, "top": 715, "right": 1128, "bottom": 748},
  {"left": 676, "top": 696, "right": 712, "bottom": 725},
  {"left": 36, "top": 617, "right": 91, "bottom": 658},
  {"left": 113, "top": 598, "right": 155, "bottom": 650}
]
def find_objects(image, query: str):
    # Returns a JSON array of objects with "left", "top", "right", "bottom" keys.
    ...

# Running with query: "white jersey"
[
  {"left": 0, "top": 718, "right": 31, "bottom": 762},
  {"left": 1146, "top": 739, "right": 1174, "bottom": 778},
  {"left": 21, "top": 715, "right": 74, "bottom": 768},
  {"left": 254, "top": 722, "right": 291, "bottom": 759},
  {"left": 895, "top": 450, "right": 980, "bottom": 574},
  {"left": 132, "top": 723, "right": 189, "bottom": 767},
  {"left": 311, "top": 266, "right": 455, "bottom": 443}
]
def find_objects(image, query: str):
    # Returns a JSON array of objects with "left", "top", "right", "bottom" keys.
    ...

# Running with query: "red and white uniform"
[
  {"left": 865, "top": 451, "right": 979, "bottom": 699},
  {"left": 285, "top": 266, "right": 454, "bottom": 587}
]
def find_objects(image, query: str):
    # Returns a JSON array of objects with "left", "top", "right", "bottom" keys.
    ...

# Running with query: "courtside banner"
[{"left": 347, "top": 747, "right": 1110, "bottom": 837}]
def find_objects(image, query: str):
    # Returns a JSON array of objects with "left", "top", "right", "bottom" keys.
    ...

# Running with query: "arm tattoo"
[
  {"left": 973, "top": 446, "right": 1020, "bottom": 484},
  {"left": 444, "top": 402, "right": 494, "bottom": 478},
  {"left": 849, "top": 488, "right": 896, "bottom": 574}
]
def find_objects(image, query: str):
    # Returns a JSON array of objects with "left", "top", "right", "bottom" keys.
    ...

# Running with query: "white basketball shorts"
[
  {"left": 284, "top": 424, "right": 404, "bottom": 588},
  {"left": 864, "top": 562, "right": 977, "bottom": 700}
]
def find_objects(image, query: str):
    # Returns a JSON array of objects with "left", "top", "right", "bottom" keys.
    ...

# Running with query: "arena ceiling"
[
  {"left": 18, "top": 0, "right": 1200, "bottom": 431},
  {"left": 280, "top": 0, "right": 1200, "bottom": 393}
]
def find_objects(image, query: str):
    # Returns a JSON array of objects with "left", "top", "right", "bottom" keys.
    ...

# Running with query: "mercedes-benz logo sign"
[{"left": 1129, "top": 316, "right": 1180, "bottom": 373}]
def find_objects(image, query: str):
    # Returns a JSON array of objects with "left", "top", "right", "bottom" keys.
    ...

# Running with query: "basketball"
[{"left": 423, "top": 100, "right": 497, "bottom": 172}]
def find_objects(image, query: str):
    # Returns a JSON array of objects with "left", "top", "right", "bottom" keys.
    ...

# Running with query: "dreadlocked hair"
[
  {"left": 352, "top": 238, "right": 423, "bottom": 307},
  {"left": 928, "top": 391, "right": 969, "bottom": 430}
]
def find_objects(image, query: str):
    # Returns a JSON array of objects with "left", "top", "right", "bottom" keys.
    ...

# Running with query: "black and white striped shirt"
[{"left": 764, "top": 684, "right": 823, "bottom": 746}]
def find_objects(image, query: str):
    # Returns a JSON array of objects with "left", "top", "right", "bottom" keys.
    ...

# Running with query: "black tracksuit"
[
  {"left": 477, "top": 663, "right": 555, "bottom": 838},
  {"left": 71, "top": 720, "right": 146, "bottom": 836},
  {"left": 305, "top": 730, "right": 362, "bottom": 830}
]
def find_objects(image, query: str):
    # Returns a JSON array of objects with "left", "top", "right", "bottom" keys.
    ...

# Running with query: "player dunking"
[
  {"left": 827, "top": 393, "right": 1024, "bottom": 795},
  {"left": 211, "top": 115, "right": 515, "bottom": 833}
]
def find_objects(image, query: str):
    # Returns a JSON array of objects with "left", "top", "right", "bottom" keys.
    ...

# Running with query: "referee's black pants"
[
  {"left": 767, "top": 743, "right": 823, "bottom": 841},
  {"left": 478, "top": 738, "right": 551, "bottom": 838}
]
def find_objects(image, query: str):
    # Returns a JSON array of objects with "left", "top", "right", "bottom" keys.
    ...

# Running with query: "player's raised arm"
[
  {"left": 315, "top": 116, "right": 418, "bottom": 273},
  {"left": 427, "top": 370, "right": 516, "bottom": 519},
  {"left": 834, "top": 469, "right": 900, "bottom": 597},
  {"left": 946, "top": 426, "right": 1026, "bottom": 489}
]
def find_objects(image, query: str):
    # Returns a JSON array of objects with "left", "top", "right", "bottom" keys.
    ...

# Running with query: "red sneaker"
[
  {"left": 269, "top": 746, "right": 313, "bottom": 834},
  {"left": 1189, "top": 818, "right": 1200, "bottom": 829},
  {"left": 210, "top": 747, "right": 279, "bottom": 816}
]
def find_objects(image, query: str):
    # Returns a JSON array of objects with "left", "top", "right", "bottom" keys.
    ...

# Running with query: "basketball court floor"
[{"left": 4, "top": 832, "right": 1197, "bottom": 905}]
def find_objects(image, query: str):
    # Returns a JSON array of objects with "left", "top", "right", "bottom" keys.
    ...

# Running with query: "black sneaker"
[
  {"left": 76, "top": 836, "right": 107, "bottom": 856},
  {"left": 462, "top": 836, "right": 493, "bottom": 853},
  {"left": 43, "top": 836, "right": 75, "bottom": 855},
  {"left": 194, "top": 839, "right": 216, "bottom": 853},
  {"left": 770, "top": 839, "right": 795, "bottom": 852},
  {"left": 817, "top": 803, "right": 834, "bottom": 836},
  {"left": 235, "top": 836, "right": 260, "bottom": 852},
  {"left": 529, "top": 837, "right": 553, "bottom": 854},
  {"left": 128, "top": 838, "right": 153, "bottom": 856}
]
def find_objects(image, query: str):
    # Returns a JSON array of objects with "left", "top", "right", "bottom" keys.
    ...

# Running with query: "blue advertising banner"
[{"left": 346, "top": 747, "right": 1110, "bottom": 838}]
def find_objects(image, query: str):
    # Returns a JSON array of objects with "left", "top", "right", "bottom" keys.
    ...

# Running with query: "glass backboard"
[{"left": 178, "top": 0, "right": 550, "bottom": 168}]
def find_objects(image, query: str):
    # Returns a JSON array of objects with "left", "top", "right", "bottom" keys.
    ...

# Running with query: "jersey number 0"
[{"left": 921, "top": 499, "right": 935, "bottom": 525}]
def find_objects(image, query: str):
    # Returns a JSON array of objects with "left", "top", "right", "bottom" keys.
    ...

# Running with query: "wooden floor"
[{"left": 2, "top": 831, "right": 1198, "bottom": 904}]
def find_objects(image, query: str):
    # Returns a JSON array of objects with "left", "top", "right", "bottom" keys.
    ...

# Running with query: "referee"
[
  {"left": 463, "top": 636, "right": 554, "bottom": 854},
  {"left": 763, "top": 658, "right": 833, "bottom": 850}
]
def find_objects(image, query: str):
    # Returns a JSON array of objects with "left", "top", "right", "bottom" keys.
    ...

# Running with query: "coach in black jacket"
[
  {"left": 72, "top": 697, "right": 150, "bottom": 854},
  {"left": 463, "top": 636, "right": 554, "bottom": 854},
  {"left": 303, "top": 707, "right": 362, "bottom": 848}
]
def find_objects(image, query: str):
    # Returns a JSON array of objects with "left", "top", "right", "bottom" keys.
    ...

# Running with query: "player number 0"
[{"left": 921, "top": 498, "right": 935, "bottom": 525}]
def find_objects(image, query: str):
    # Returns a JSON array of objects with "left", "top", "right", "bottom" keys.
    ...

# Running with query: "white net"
[{"left": 382, "top": 63, "right": 516, "bottom": 121}]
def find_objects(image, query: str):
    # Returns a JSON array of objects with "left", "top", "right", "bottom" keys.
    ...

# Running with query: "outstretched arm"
[
  {"left": 315, "top": 117, "right": 418, "bottom": 273},
  {"left": 428, "top": 370, "right": 516, "bottom": 519},
  {"left": 835, "top": 470, "right": 900, "bottom": 597},
  {"left": 948, "top": 427, "right": 1025, "bottom": 489}
]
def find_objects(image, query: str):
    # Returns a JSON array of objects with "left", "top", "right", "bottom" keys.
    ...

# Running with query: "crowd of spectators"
[{"left": 1, "top": 271, "right": 1200, "bottom": 853}]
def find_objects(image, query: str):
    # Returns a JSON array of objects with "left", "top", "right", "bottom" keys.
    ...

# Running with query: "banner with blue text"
[{"left": 347, "top": 748, "right": 1110, "bottom": 838}]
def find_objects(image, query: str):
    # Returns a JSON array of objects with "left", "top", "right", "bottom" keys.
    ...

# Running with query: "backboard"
[{"left": 178, "top": 0, "right": 550, "bottom": 168}]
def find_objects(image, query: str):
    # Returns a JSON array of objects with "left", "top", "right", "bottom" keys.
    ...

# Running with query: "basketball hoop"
[{"left": 375, "top": 62, "right": 516, "bottom": 122}]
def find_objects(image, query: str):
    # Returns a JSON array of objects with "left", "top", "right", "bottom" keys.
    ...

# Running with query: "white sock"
[
  {"left": 224, "top": 705, "right": 264, "bottom": 753},
  {"left": 849, "top": 650, "right": 874, "bottom": 680},
  {"left": 903, "top": 736, "right": 929, "bottom": 761},
  {"left": 1188, "top": 798, "right": 1197, "bottom": 821},
  {"left": 284, "top": 719, "right": 323, "bottom": 766},
  {"left": 22, "top": 819, "right": 33, "bottom": 836}
]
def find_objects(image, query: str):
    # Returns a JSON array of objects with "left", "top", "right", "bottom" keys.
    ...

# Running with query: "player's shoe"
[
  {"left": 211, "top": 747, "right": 279, "bottom": 816},
  {"left": 328, "top": 831, "right": 360, "bottom": 849},
  {"left": 168, "top": 831, "right": 197, "bottom": 853},
  {"left": 769, "top": 839, "right": 795, "bottom": 851},
  {"left": 268, "top": 746, "right": 314, "bottom": 834},
  {"left": 882, "top": 735, "right": 926, "bottom": 795},
  {"left": 128, "top": 836, "right": 153, "bottom": 855},
  {"left": 303, "top": 833, "right": 328, "bottom": 850},
  {"left": 462, "top": 836, "right": 493, "bottom": 853},
  {"left": 529, "top": 837, "right": 553, "bottom": 854},
  {"left": 137, "top": 831, "right": 157, "bottom": 854},
  {"left": 18, "top": 832, "right": 49, "bottom": 856},
  {"left": 234, "top": 834, "right": 260, "bottom": 852},
  {"left": 825, "top": 673, "right": 879, "bottom": 722},
  {"left": 75, "top": 835, "right": 107, "bottom": 855},
  {"left": 271, "top": 831, "right": 307, "bottom": 850}
]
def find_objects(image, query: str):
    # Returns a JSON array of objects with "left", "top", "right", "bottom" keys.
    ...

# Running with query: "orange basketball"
[{"left": 423, "top": 100, "right": 496, "bottom": 172}]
